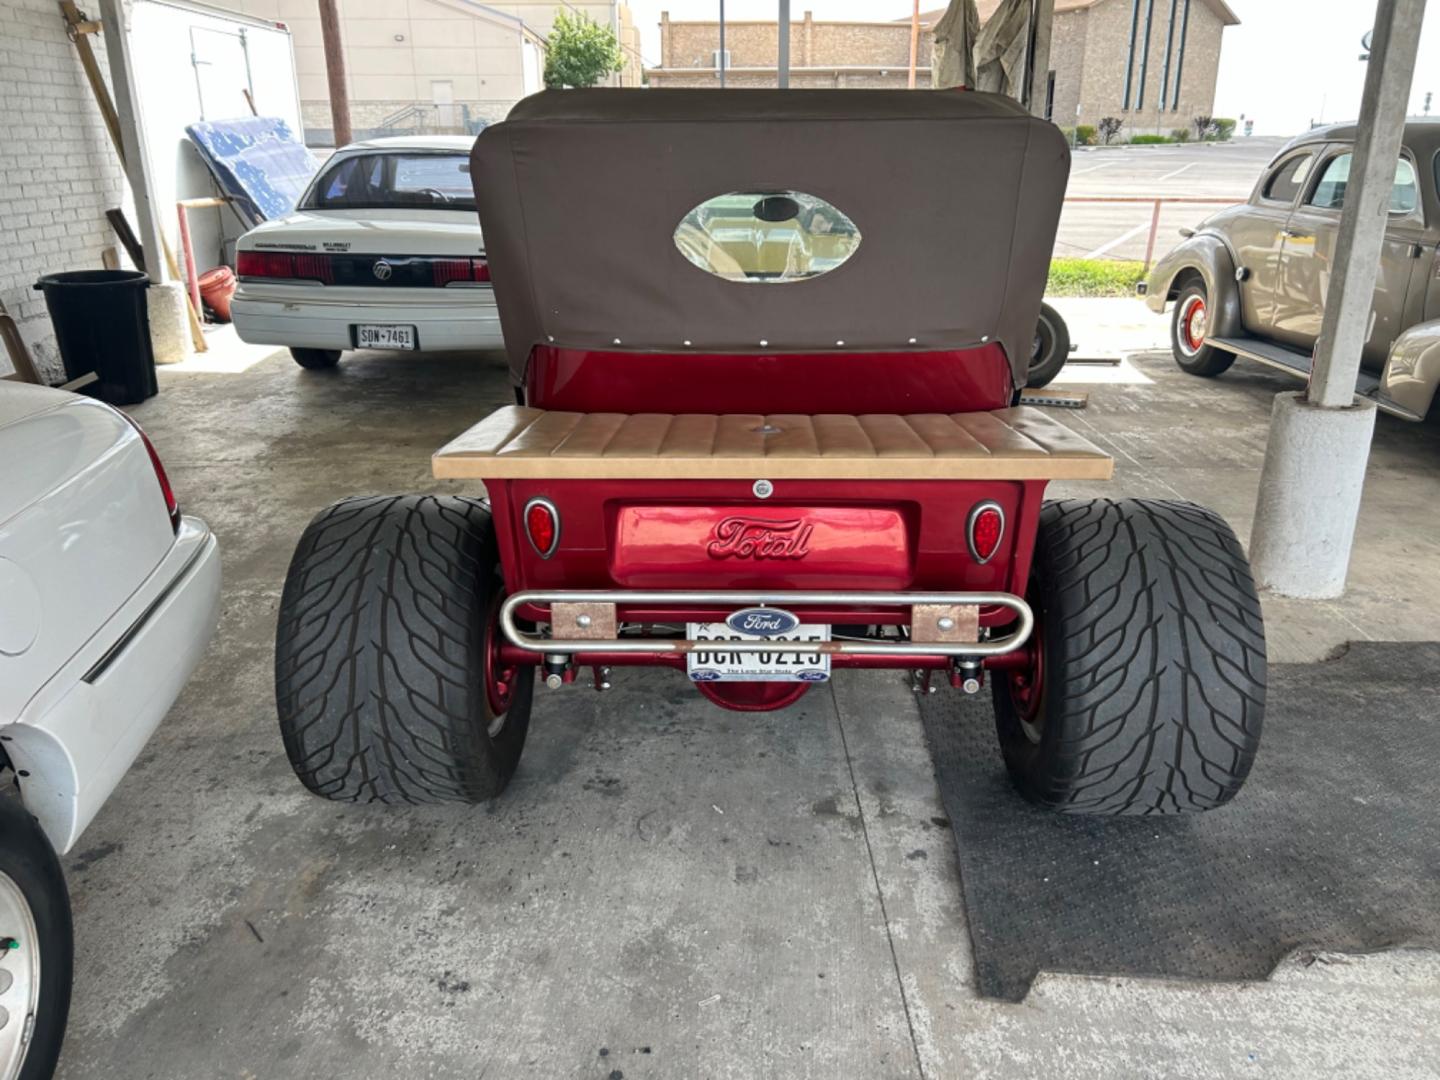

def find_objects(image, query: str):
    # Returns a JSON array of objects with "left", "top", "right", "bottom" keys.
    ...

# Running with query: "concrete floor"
[{"left": 55, "top": 314, "right": 1440, "bottom": 1078}]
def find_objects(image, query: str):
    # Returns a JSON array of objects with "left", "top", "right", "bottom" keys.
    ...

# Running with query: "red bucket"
[{"left": 198, "top": 265, "right": 236, "bottom": 322}]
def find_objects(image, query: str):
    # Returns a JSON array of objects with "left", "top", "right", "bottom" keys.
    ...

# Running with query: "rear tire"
[
  {"left": 1025, "top": 302, "right": 1071, "bottom": 389},
  {"left": 290, "top": 348, "right": 341, "bottom": 370},
  {"left": 0, "top": 795, "right": 72, "bottom": 1080},
  {"left": 994, "top": 499, "right": 1266, "bottom": 815},
  {"left": 1170, "top": 281, "right": 1234, "bottom": 377},
  {"left": 275, "top": 495, "right": 533, "bottom": 804}
]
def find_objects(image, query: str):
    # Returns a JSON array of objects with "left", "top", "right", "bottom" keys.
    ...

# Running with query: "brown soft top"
[{"left": 471, "top": 89, "right": 1070, "bottom": 388}]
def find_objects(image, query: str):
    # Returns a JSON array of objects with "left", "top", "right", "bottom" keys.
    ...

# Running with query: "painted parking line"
[
  {"left": 1070, "top": 161, "right": 1118, "bottom": 175},
  {"left": 1083, "top": 222, "right": 1151, "bottom": 259},
  {"left": 1158, "top": 162, "right": 1197, "bottom": 182}
]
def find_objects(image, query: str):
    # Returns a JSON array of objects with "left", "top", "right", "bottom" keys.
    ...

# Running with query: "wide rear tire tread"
[
  {"left": 274, "top": 495, "right": 531, "bottom": 804},
  {"left": 995, "top": 498, "right": 1266, "bottom": 815}
]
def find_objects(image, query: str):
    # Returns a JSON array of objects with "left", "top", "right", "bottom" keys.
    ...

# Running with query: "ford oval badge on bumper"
[{"left": 726, "top": 607, "right": 801, "bottom": 636}]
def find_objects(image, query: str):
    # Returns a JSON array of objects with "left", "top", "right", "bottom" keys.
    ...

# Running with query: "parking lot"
[
  {"left": 49, "top": 319, "right": 1440, "bottom": 1080},
  {"left": 1056, "top": 137, "right": 1286, "bottom": 262}
]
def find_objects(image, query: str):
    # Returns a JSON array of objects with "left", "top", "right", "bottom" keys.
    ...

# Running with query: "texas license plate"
[
  {"left": 686, "top": 623, "right": 831, "bottom": 683},
  {"left": 355, "top": 324, "right": 417, "bottom": 350}
]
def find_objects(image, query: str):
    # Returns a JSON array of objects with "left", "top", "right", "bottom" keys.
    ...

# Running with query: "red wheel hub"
[
  {"left": 484, "top": 597, "right": 519, "bottom": 716},
  {"left": 1182, "top": 296, "right": 1207, "bottom": 352},
  {"left": 1007, "top": 610, "right": 1045, "bottom": 741}
]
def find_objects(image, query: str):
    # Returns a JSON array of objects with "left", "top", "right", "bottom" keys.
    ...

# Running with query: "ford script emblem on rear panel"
[
  {"left": 725, "top": 607, "right": 801, "bottom": 636},
  {"left": 372, "top": 259, "right": 393, "bottom": 281}
]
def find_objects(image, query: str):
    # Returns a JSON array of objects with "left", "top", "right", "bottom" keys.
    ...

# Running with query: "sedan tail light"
[
  {"left": 121, "top": 414, "right": 180, "bottom": 534},
  {"left": 432, "top": 258, "right": 492, "bottom": 286},
  {"left": 236, "top": 250, "right": 333, "bottom": 283}
]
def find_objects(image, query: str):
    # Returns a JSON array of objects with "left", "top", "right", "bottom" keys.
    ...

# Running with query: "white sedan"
[
  {"left": 0, "top": 382, "right": 220, "bottom": 1078},
  {"left": 232, "top": 135, "right": 503, "bottom": 370}
]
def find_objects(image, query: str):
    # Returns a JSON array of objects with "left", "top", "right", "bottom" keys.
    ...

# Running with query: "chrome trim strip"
[
  {"left": 82, "top": 538, "right": 210, "bottom": 684},
  {"left": 500, "top": 589, "right": 1033, "bottom": 658}
]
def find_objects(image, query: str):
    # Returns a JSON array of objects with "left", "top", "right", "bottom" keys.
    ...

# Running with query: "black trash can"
[{"left": 33, "top": 270, "right": 158, "bottom": 405}]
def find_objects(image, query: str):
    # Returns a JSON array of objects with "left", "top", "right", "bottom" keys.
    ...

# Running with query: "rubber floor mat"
[{"left": 918, "top": 642, "right": 1440, "bottom": 1001}]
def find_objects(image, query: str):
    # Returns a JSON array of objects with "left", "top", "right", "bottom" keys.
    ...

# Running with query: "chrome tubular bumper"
[{"left": 499, "top": 590, "right": 1034, "bottom": 658}]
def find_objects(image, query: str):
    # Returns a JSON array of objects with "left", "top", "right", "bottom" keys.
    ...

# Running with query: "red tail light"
[
  {"left": 121, "top": 415, "right": 180, "bottom": 534},
  {"left": 433, "top": 258, "right": 492, "bottom": 285},
  {"left": 523, "top": 498, "right": 560, "bottom": 558},
  {"left": 967, "top": 501, "right": 1004, "bottom": 564},
  {"left": 236, "top": 250, "right": 331, "bottom": 283}
]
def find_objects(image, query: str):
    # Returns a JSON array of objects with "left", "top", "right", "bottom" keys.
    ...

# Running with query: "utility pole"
[
  {"left": 719, "top": 0, "right": 727, "bottom": 88},
  {"left": 778, "top": 0, "right": 790, "bottom": 88},
  {"left": 907, "top": 0, "right": 920, "bottom": 89},
  {"left": 317, "top": 0, "right": 352, "bottom": 147}
]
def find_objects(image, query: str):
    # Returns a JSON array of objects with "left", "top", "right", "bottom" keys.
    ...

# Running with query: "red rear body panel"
[
  {"left": 525, "top": 344, "right": 1016, "bottom": 414},
  {"left": 489, "top": 477, "right": 1045, "bottom": 619},
  {"left": 489, "top": 344, "right": 1044, "bottom": 702}
]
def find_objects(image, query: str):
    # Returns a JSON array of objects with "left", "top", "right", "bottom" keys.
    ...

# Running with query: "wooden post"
[
  {"left": 317, "top": 0, "right": 352, "bottom": 146},
  {"left": 907, "top": 0, "right": 920, "bottom": 89}
]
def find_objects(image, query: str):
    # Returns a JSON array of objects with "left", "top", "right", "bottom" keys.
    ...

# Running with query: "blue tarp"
[{"left": 185, "top": 116, "right": 321, "bottom": 228}]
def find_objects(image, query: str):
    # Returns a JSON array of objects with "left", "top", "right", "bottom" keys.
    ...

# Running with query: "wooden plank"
[
  {"left": 431, "top": 406, "right": 1114, "bottom": 481},
  {"left": 0, "top": 303, "right": 43, "bottom": 385},
  {"left": 105, "top": 208, "right": 146, "bottom": 273}
]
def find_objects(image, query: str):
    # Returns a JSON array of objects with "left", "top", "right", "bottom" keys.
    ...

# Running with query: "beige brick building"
[
  {"left": 648, "top": 0, "right": 1236, "bottom": 136},
  {"left": 1008, "top": 0, "right": 1239, "bottom": 133},
  {"left": 650, "top": 10, "right": 937, "bottom": 90},
  {"left": 225, "top": 0, "right": 643, "bottom": 139}
]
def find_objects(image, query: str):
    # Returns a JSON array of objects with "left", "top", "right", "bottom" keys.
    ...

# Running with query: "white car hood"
[{"left": 241, "top": 208, "right": 484, "bottom": 257}]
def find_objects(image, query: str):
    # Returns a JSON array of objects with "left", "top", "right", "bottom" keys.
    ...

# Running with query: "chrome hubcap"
[{"left": 0, "top": 873, "right": 40, "bottom": 1080}]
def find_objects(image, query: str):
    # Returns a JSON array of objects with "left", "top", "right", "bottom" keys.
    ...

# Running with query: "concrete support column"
[
  {"left": 1248, "top": 393, "right": 1377, "bottom": 599},
  {"left": 1248, "top": 0, "right": 1424, "bottom": 598}
]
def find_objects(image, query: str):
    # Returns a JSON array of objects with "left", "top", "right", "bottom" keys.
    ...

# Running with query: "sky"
[{"left": 623, "top": 0, "right": 1440, "bottom": 138}]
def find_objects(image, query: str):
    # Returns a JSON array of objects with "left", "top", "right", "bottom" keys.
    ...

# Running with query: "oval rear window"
[{"left": 674, "top": 190, "right": 861, "bottom": 283}]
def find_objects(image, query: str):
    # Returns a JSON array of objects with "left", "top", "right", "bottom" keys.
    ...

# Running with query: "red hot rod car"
[{"left": 275, "top": 90, "right": 1266, "bottom": 816}]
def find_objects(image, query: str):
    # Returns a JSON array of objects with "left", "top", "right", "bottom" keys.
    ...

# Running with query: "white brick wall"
[{"left": 0, "top": 0, "right": 129, "bottom": 381}]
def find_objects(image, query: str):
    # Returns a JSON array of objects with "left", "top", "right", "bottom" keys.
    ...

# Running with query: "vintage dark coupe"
[{"left": 275, "top": 90, "right": 1266, "bottom": 816}]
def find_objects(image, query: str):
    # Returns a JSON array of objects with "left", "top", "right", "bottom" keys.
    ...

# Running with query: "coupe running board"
[{"left": 1208, "top": 336, "right": 1420, "bottom": 420}]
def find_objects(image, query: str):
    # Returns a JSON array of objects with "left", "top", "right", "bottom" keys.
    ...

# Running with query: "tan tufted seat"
[{"left": 432, "top": 406, "right": 1114, "bottom": 481}]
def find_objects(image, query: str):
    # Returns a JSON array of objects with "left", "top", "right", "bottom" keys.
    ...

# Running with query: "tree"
[
  {"left": 1192, "top": 114, "right": 1218, "bottom": 140},
  {"left": 1098, "top": 117, "right": 1124, "bottom": 145},
  {"left": 543, "top": 11, "right": 623, "bottom": 89}
]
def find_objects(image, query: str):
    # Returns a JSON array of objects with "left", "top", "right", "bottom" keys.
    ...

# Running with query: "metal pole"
[
  {"left": 1142, "top": 198, "right": 1162, "bottom": 271},
  {"left": 1307, "top": 0, "right": 1424, "bottom": 407},
  {"left": 719, "top": 0, "right": 727, "bottom": 88},
  {"left": 1247, "top": 0, "right": 1426, "bottom": 600},
  {"left": 778, "top": 0, "right": 790, "bottom": 88},
  {"left": 907, "top": 0, "right": 920, "bottom": 89},
  {"left": 317, "top": 0, "right": 352, "bottom": 146},
  {"left": 1028, "top": 0, "right": 1056, "bottom": 116}
]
